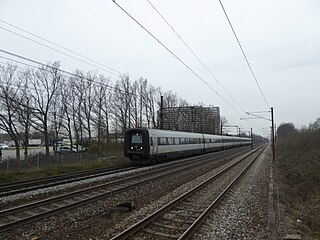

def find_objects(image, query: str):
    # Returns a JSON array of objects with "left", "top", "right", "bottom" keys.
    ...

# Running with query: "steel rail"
[
  {"left": 110, "top": 145, "right": 265, "bottom": 239},
  {"left": 179, "top": 145, "right": 267, "bottom": 239},
  {"left": 0, "top": 164, "right": 137, "bottom": 197},
  {"left": 0, "top": 147, "right": 251, "bottom": 233}
]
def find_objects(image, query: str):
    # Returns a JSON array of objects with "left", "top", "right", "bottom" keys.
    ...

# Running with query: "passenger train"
[{"left": 124, "top": 128, "right": 252, "bottom": 164}]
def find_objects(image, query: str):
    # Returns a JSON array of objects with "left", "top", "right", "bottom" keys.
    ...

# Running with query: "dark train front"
[{"left": 124, "top": 128, "right": 150, "bottom": 164}]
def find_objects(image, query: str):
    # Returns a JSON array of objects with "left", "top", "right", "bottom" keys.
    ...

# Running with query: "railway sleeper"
[
  {"left": 175, "top": 206, "right": 204, "bottom": 214},
  {"left": 151, "top": 221, "right": 186, "bottom": 231},
  {"left": 24, "top": 210, "right": 37, "bottom": 216},
  {"left": 143, "top": 229, "right": 180, "bottom": 239},
  {"left": 162, "top": 216, "right": 194, "bottom": 224},
  {"left": 38, "top": 207, "right": 51, "bottom": 212},
  {"left": 5, "top": 215, "right": 21, "bottom": 221}
]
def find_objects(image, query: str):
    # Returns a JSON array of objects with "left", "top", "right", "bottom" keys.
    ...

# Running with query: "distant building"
[
  {"left": 159, "top": 106, "right": 221, "bottom": 134},
  {"left": 28, "top": 139, "right": 42, "bottom": 146}
]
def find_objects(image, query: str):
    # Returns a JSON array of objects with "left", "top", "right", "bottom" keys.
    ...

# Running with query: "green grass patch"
[{"left": 0, "top": 152, "right": 130, "bottom": 184}]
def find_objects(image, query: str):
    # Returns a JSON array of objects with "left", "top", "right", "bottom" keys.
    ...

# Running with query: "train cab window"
[{"left": 131, "top": 133, "right": 143, "bottom": 144}]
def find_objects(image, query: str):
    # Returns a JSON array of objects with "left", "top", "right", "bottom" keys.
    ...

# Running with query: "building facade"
[{"left": 159, "top": 106, "right": 221, "bottom": 134}]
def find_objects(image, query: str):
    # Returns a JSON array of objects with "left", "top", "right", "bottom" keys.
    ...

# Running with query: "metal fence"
[{"left": 0, "top": 152, "right": 113, "bottom": 171}]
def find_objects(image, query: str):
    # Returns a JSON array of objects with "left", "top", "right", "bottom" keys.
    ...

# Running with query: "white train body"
[{"left": 124, "top": 128, "right": 251, "bottom": 164}]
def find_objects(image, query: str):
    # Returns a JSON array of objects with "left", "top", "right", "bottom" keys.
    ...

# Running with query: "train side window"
[
  {"left": 167, "top": 138, "right": 173, "bottom": 145},
  {"left": 180, "top": 138, "right": 185, "bottom": 144},
  {"left": 174, "top": 138, "right": 180, "bottom": 144},
  {"left": 161, "top": 138, "right": 167, "bottom": 145},
  {"left": 158, "top": 137, "right": 167, "bottom": 145}
]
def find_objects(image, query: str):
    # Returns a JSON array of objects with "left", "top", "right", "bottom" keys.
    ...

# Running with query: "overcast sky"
[{"left": 1, "top": 0, "right": 320, "bottom": 137}]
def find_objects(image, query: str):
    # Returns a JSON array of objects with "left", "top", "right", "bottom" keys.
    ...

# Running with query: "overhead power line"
[
  {"left": 112, "top": 0, "right": 247, "bottom": 119},
  {"left": 0, "top": 48, "right": 120, "bottom": 93},
  {"left": 146, "top": 0, "right": 247, "bottom": 114},
  {"left": 0, "top": 19, "right": 140, "bottom": 81},
  {"left": 0, "top": 49, "right": 160, "bottom": 108},
  {"left": 218, "top": 0, "right": 270, "bottom": 108}
]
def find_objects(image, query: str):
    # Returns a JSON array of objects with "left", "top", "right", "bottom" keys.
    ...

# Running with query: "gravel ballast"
[{"left": 1, "top": 147, "right": 272, "bottom": 239}]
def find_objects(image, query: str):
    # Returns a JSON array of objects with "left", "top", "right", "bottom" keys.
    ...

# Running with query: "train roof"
[{"left": 126, "top": 128, "right": 250, "bottom": 140}]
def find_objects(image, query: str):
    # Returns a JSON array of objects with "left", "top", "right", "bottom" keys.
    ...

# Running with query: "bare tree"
[
  {"left": 92, "top": 75, "right": 111, "bottom": 151},
  {"left": 145, "top": 84, "right": 161, "bottom": 128},
  {"left": 62, "top": 73, "right": 83, "bottom": 150},
  {"left": 112, "top": 75, "right": 133, "bottom": 133},
  {"left": 162, "top": 91, "right": 179, "bottom": 108},
  {"left": 101, "top": 80, "right": 113, "bottom": 144},
  {"left": 130, "top": 80, "right": 140, "bottom": 128},
  {"left": 50, "top": 88, "right": 64, "bottom": 154},
  {"left": 27, "top": 62, "right": 63, "bottom": 156},
  {"left": 17, "top": 70, "right": 34, "bottom": 160},
  {"left": 0, "top": 64, "right": 23, "bottom": 160},
  {"left": 81, "top": 71, "right": 97, "bottom": 144}
]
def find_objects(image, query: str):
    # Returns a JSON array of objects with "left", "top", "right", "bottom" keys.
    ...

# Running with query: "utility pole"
[
  {"left": 271, "top": 107, "right": 275, "bottom": 161},
  {"left": 160, "top": 96, "right": 164, "bottom": 130},
  {"left": 242, "top": 108, "right": 276, "bottom": 159},
  {"left": 251, "top": 127, "right": 253, "bottom": 149}
]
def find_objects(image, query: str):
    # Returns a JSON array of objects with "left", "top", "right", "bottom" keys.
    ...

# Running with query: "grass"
[{"left": 0, "top": 149, "right": 130, "bottom": 184}]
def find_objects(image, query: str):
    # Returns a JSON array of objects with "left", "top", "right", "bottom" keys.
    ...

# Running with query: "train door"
[{"left": 151, "top": 136, "right": 158, "bottom": 155}]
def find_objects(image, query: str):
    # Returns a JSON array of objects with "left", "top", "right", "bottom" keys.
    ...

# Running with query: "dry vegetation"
[{"left": 276, "top": 120, "right": 320, "bottom": 238}]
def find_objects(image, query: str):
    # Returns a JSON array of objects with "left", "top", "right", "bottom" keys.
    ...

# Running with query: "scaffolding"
[{"left": 159, "top": 106, "right": 221, "bottom": 134}]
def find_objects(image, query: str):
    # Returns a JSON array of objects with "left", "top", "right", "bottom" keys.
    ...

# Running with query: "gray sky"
[{"left": 1, "top": 0, "right": 320, "bottom": 137}]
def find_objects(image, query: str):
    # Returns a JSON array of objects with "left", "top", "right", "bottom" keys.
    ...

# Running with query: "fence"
[{"left": 0, "top": 152, "right": 113, "bottom": 171}]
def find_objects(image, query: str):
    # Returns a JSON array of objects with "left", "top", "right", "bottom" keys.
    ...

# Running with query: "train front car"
[{"left": 124, "top": 128, "right": 150, "bottom": 164}]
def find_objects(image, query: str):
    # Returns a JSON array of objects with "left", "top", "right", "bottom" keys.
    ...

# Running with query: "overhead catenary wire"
[
  {"left": 112, "top": 0, "right": 247, "bottom": 120},
  {"left": 146, "top": 0, "right": 247, "bottom": 114},
  {"left": 0, "top": 51, "right": 259, "bottom": 134},
  {"left": 0, "top": 50, "right": 164, "bottom": 110},
  {"left": 218, "top": 0, "right": 270, "bottom": 108},
  {"left": 0, "top": 20, "right": 140, "bottom": 81},
  {"left": 0, "top": 49, "right": 125, "bottom": 94}
]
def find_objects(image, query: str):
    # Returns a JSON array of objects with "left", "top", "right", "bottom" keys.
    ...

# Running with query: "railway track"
[
  {"left": 0, "top": 147, "right": 251, "bottom": 233},
  {"left": 0, "top": 164, "right": 138, "bottom": 197},
  {"left": 110, "top": 145, "right": 266, "bottom": 239}
]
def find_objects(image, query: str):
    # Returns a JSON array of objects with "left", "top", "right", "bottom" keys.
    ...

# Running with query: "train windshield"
[{"left": 131, "top": 133, "right": 143, "bottom": 144}]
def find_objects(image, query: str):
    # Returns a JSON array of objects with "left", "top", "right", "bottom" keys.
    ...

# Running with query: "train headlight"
[
  {"left": 140, "top": 147, "right": 143, "bottom": 150},
  {"left": 131, "top": 147, "right": 133, "bottom": 150}
]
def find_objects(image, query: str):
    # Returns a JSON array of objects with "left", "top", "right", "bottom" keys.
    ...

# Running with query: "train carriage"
[{"left": 124, "top": 128, "right": 251, "bottom": 164}]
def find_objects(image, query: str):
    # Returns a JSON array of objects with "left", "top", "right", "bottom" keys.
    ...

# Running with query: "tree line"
[
  {"left": 276, "top": 119, "right": 320, "bottom": 233},
  {"left": 0, "top": 62, "right": 192, "bottom": 160}
]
